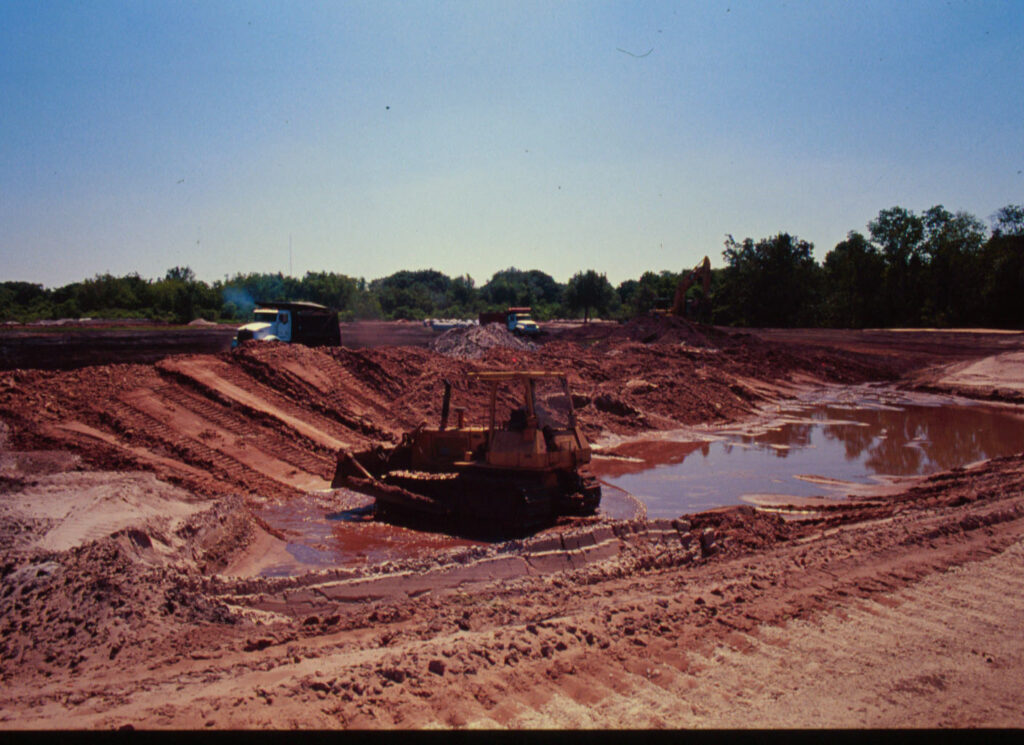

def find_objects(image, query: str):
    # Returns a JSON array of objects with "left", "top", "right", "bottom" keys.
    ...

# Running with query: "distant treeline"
[{"left": 3, "top": 203, "right": 1022, "bottom": 329}]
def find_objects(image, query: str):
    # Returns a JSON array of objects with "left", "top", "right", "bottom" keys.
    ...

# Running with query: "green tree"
[
  {"left": 616, "top": 271, "right": 681, "bottom": 317},
  {"left": 919, "top": 206, "right": 986, "bottom": 325},
  {"left": 164, "top": 266, "right": 196, "bottom": 282},
  {"left": 822, "top": 232, "right": 887, "bottom": 328},
  {"left": 153, "top": 266, "right": 221, "bottom": 322},
  {"left": 0, "top": 282, "right": 51, "bottom": 320},
  {"left": 480, "top": 268, "right": 564, "bottom": 317},
  {"left": 980, "top": 232, "right": 1024, "bottom": 328},
  {"left": 371, "top": 269, "right": 452, "bottom": 319},
  {"left": 301, "top": 271, "right": 360, "bottom": 310},
  {"left": 444, "top": 274, "right": 478, "bottom": 317},
  {"left": 868, "top": 206, "right": 925, "bottom": 325},
  {"left": 716, "top": 233, "right": 822, "bottom": 327},
  {"left": 565, "top": 270, "right": 615, "bottom": 323},
  {"left": 991, "top": 204, "right": 1024, "bottom": 237}
]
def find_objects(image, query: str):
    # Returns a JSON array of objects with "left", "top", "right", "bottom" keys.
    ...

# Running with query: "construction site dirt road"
[{"left": 1, "top": 318, "right": 1023, "bottom": 728}]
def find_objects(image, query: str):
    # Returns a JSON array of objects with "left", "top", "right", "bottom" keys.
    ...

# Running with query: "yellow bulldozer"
[{"left": 332, "top": 370, "right": 601, "bottom": 535}]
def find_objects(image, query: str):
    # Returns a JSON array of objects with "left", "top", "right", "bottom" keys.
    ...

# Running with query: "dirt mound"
[
  {"left": 618, "top": 314, "right": 719, "bottom": 346},
  {"left": 0, "top": 495, "right": 265, "bottom": 683},
  {"left": 431, "top": 324, "right": 538, "bottom": 359}
]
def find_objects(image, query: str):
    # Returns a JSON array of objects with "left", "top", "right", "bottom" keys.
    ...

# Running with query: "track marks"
[
  {"left": 120, "top": 388, "right": 329, "bottom": 492},
  {"left": 475, "top": 538, "right": 1024, "bottom": 728},
  {"left": 158, "top": 357, "right": 352, "bottom": 452}
]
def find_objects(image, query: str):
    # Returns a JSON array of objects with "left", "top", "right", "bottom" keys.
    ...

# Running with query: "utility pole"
[{"left": 289, "top": 234, "right": 293, "bottom": 276}]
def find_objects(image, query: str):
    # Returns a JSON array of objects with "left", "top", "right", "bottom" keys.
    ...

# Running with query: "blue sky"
[{"left": 2, "top": 1, "right": 1021, "bottom": 288}]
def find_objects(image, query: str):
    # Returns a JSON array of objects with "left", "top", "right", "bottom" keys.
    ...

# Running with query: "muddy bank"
[
  {"left": 2, "top": 322, "right": 1024, "bottom": 728},
  {"left": 0, "top": 326, "right": 238, "bottom": 371}
]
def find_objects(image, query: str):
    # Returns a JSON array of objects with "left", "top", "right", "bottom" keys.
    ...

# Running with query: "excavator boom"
[{"left": 670, "top": 256, "right": 711, "bottom": 317}]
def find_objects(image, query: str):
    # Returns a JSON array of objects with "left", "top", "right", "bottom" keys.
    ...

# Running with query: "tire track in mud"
[
  {"left": 97, "top": 396, "right": 295, "bottom": 498},
  {"left": 355, "top": 513, "right": 1024, "bottom": 728},
  {"left": 119, "top": 497, "right": 1024, "bottom": 727},
  {"left": 2, "top": 350, "right": 393, "bottom": 500},
  {"left": 156, "top": 357, "right": 357, "bottom": 453},
  {"left": 118, "top": 389, "right": 329, "bottom": 493},
  {"left": 149, "top": 380, "right": 331, "bottom": 480},
  {"left": 42, "top": 420, "right": 213, "bottom": 485},
  {"left": 659, "top": 539, "right": 1024, "bottom": 728},
  {"left": 355, "top": 495, "right": 1023, "bottom": 727},
  {"left": 233, "top": 346, "right": 406, "bottom": 441}
]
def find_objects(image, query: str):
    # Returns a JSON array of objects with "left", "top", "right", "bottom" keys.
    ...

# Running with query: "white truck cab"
[
  {"left": 232, "top": 307, "right": 292, "bottom": 347},
  {"left": 507, "top": 310, "right": 540, "bottom": 337}
]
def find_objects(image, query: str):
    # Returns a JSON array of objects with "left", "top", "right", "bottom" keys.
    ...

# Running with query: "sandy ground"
[{"left": 1, "top": 319, "right": 1023, "bottom": 729}]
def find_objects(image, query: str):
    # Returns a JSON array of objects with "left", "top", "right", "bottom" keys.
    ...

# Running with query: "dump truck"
[
  {"left": 478, "top": 307, "right": 541, "bottom": 337},
  {"left": 332, "top": 370, "right": 600, "bottom": 535},
  {"left": 232, "top": 300, "right": 341, "bottom": 348}
]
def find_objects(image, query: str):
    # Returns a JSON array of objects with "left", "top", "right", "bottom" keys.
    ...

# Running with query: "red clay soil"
[
  {"left": 1, "top": 319, "right": 1023, "bottom": 728},
  {"left": 0, "top": 321, "right": 901, "bottom": 501}
]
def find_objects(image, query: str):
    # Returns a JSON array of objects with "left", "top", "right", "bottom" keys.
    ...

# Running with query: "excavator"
[{"left": 669, "top": 256, "right": 712, "bottom": 320}]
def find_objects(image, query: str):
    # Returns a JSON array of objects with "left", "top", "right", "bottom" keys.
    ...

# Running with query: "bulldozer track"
[
  {"left": 237, "top": 350, "right": 402, "bottom": 435},
  {"left": 98, "top": 398, "right": 295, "bottom": 497},
  {"left": 157, "top": 359, "right": 357, "bottom": 449},
  {"left": 10, "top": 479, "right": 1020, "bottom": 729},
  {"left": 140, "top": 383, "right": 333, "bottom": 478}
]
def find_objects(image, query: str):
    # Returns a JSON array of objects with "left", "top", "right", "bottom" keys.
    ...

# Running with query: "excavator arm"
[{"left": 670, "top": 256, "right": 711, "bottom": 317}]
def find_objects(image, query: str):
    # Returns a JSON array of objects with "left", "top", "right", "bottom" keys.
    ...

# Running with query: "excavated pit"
[{"left": 4, "top": 323, "right": 1024, "bottom": 728}]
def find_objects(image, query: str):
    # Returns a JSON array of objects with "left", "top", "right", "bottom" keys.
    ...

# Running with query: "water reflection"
[
  {"left": 822, "top": 403, "right": 1021, "bottom": 474},
  {"left": 601, "top": 396, "right": 1024, "bottom": 518}
]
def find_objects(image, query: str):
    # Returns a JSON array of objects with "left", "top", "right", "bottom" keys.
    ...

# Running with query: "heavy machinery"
[
  {"left": 478, "top": 307, "right": 541, "bottom": 337},
  {"left": 331, "top": 370, "right": 600, "bottom": 535},
  {"left": 232, "top": 300, "right": 341, "bottom": 348},
  {"left": 670, "top": 256, "right": 712, "bottom": 319}
]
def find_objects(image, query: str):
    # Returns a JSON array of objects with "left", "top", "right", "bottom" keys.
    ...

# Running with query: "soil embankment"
[
  {"left": 1, "top": 320, "right": 1023, "bottom": 728},
  {"left": 0, "top": 325, "right": 238, "bottom": 371}
]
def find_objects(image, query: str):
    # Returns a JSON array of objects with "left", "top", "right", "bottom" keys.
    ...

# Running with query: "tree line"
[
  {"left": 2, "top": 203, "right": 1021, "bottom": 329},
  {"left": 714, "top": 203, "right": 1024, "bottom": 328}
]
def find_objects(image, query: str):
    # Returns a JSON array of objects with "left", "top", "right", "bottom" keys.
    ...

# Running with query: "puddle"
[
  {"left": 593, "top": 387, "right": 1024, "bottom": 518},
  {"left": 256, "top": 489, "right": 481, "bottom": 575}
]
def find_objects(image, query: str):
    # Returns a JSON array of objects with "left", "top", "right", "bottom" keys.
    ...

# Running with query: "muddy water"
[
  {"left": 594, "top": 387, "right": 1024, "bottom": 518},
  {"left": 257, "top": 386, "right": 1024, "bottom": 572},
  {"left": 257, "top": 491, "right": 480, "bottom": 576}
]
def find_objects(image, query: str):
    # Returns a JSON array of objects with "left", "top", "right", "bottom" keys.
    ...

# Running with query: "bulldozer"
[{"left": 331, "top": 370, "right": 601, "bottom": 536}]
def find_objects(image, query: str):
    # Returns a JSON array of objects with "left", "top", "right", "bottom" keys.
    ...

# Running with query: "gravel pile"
[{"left": 430, "top": 323, "right": 538, "bottom": 359}]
